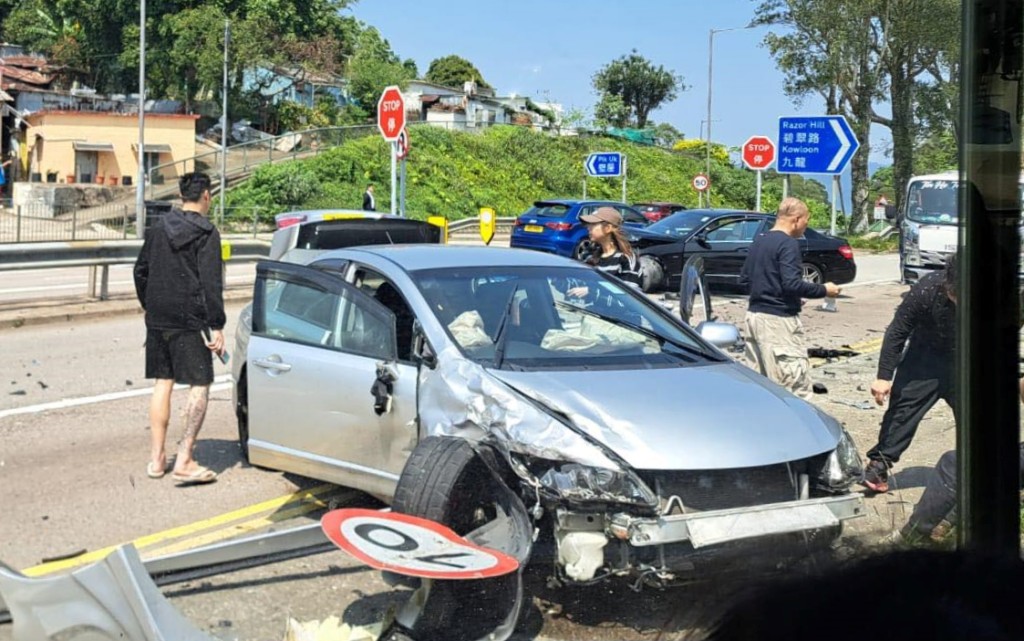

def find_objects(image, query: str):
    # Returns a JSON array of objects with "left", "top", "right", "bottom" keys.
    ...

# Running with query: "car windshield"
[
  {"left": 906, "top": 180, "right": 960, "bottom": 224},
  {"left": 645, "top": 210, "right": 720, "bottom": 238},
  {"left": 524, "top": 203, "right": 572, "bottom": 218},
  {"left": 412, "top": 266, "right": 716, "bottom": 370}
]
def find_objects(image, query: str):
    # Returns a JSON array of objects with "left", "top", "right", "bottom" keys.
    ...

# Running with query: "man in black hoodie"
[{"left": 134, "top": 172, "right": 225, "bottom": 485}]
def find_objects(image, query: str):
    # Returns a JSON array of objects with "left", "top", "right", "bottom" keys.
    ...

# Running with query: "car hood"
[{"left": 489, "top": 362, "right": 841, "bottom": 470}]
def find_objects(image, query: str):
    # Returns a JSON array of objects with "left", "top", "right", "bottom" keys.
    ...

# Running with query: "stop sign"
[
  {"left": 377, "top": 86, "right": 406, "bottom": 141},
  {"left": 742, "top": 136, "right": 776, "bottom": 170}
]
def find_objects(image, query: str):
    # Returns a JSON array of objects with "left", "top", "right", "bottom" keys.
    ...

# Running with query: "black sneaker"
[{"left": 862, "top": 459, "right": 889, "bottom": 493}]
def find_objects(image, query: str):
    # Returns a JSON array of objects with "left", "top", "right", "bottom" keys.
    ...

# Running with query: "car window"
[
  {"left": 704, "top": 218, "right": 761, "bottom": 242},
  {"left": 525, "top": 203, "right": 571, "bottom": 218},
  {"left": 618, "top": 206, "right": 648, "bottom": 225},
  {"left": 351, "top": 266, "right": 416, "bottom": 361},
  {"left": 412, "top": 266, "right": 717, "bottom": 371},
  {"left": 646, "top": 210, "right": 717, "bottom": 238},
  {"left": 257, "top": 271, "right": 395, "bottom": 360},
  {"left": 294, "top": 220, "right": 440, "bottom": 250}
]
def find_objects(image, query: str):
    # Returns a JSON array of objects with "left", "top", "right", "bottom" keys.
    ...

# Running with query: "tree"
[
  {"left": 592, "top": 51, "right": 684, "bottom": 129},
  {"left": 756, "top": 0, "right": 885, "bottom": 233},
  {"left": 647, "top": 122, "right": 683, "bottom": 148},
  {"left": 425, "top": 54, "right": 490, "bottom": 89}
]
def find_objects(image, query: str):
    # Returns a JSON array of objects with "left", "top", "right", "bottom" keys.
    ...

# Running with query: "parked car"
[
  {"left": 268, "top": 209, "right": 442, "bottom": 261},
  {"left": 231, "top": 244, "right": 864, "bottom": 641},
  {"left": 628, "top": 209, "right": 857, "bottom": 293},
  {"left": 510, "top": 200, "right": 649, "bottom": 260},
  {"left": 631, "top": 201, "right": 687, "bottom": 223}
]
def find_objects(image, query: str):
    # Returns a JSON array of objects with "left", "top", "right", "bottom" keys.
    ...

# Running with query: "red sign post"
[
  {"left": 742, "top": 136, "right": 776, "bottom": 212},
  {"left": 377, "top": 86, "right": 406, "bottom": 215}
]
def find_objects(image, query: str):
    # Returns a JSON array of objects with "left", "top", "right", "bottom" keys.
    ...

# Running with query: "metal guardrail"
[{"left": 0, "top": 239, "right": 270, "bottom": 299}]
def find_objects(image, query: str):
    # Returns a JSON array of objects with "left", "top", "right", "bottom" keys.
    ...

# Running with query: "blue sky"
[{"left": 347, "top": 0, "right": 892, "bottom": 166}]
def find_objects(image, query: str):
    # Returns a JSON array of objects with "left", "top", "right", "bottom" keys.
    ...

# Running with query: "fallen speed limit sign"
[{"left": 321, "top": 508, "right": 519, "bottom": 580}]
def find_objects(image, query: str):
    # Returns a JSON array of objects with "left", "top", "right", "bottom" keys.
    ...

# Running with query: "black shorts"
[{"left": 145, "top": 329, "right": 214, "bottom": 385}]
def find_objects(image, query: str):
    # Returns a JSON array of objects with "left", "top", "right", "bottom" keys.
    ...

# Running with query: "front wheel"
[
  {"left": 391, "top": 437, "right": 530, "bottom": 641},
  {"left": 573, "top": 239, "right": 596, "bottom": 261}
]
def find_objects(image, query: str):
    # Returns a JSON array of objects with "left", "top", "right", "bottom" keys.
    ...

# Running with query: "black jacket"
[
  {"left": 877, "top": 270, "right": 955, "bottom": 380},
  {"left": 362, "top": 190, "right": 375, "bottom": 211},
  {"left": 133, "top": 208, "right": 226, "bottom": 331}
]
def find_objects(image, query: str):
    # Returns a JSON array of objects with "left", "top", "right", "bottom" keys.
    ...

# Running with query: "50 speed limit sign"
[
  {"left": 692, "top": 174, "right": 711, "bottom": 192},
  {"left": 321, "top": 508, "right": 519, "bottom": 580}
]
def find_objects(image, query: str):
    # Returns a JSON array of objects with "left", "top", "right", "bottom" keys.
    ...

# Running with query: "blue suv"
[{"left": 510, "top": 200, "right": 650, "bottom": 259}]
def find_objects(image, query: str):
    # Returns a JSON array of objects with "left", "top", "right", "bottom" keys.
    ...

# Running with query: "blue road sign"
[
  {"left": 777, "top": 116, "right": 859, "bottom": 175},
  {"left": 585, "top": 152, "right": 623, "bottom": 177}
]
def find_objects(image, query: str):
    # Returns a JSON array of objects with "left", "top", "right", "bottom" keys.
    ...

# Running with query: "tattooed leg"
[{"left": 174, "top": 385, "right": 210, "bottom": 474}]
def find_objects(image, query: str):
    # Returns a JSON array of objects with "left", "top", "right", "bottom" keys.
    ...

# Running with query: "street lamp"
[
  {"left": 706, "top": 23, "right": 757, "bottom": 206},
  {"left": 137, "top": 0, "right": 146, "bottom": 237}
]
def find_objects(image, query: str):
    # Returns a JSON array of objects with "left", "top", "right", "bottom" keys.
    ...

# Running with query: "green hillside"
[{"left": 224, "top": 125, "right": 833, "bottom": 227}]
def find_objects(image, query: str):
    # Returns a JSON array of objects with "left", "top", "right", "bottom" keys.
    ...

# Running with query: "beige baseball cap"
[{"left": 579, "top": 206, "right": 623, "bottom": 227}]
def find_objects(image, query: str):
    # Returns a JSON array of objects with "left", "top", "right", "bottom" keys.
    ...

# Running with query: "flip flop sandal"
[
  {"left": 171, "top": 467, "right": 217, "bottom": 485},
  {"left": 146, "top": 461, "right": 166, "bottom": 479}
]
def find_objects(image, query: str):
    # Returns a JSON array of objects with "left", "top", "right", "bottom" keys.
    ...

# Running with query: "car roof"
[
  {"left": 674, "top": 208, "right": 761, "bottom": 216},
  {"left": 633, "top": 201, "right": 685, "bottom": 207},
  {"left": 319, "top": 245, "right": 580, "bottom": 272},
  {"left": 532, "top": 199, "right": 632, "bottom": 207}
]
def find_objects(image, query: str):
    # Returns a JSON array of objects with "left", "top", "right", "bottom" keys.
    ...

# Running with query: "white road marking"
[{"left": 0, "top": 375, "right": 232, "bottom": 419}]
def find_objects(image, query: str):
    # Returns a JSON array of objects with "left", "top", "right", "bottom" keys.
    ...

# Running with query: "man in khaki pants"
[{"left": 739, "top": 198, "right": 840, "bottom": 399}]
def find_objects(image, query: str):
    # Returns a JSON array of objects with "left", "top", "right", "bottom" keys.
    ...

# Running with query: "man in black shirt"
[
  {"left": 862, "top": 257, "right": 958, "bottom": 493},
  {"left": 739, "top": 198, "right": 841, "bottom": 398}
]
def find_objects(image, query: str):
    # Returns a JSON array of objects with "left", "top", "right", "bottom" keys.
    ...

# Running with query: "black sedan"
[{"left": 627, "top": 209, "right": 857, "bottom": 293}]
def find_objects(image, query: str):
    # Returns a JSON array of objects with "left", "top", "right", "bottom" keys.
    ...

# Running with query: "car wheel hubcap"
[{"left": 803, "top": 264, "right": 822, "bottom": 283}]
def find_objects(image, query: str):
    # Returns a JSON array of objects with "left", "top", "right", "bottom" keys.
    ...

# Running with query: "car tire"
[
  {"left": 802, "top": 262, "right": 825, "bottom": 284},
  {"left": 391, "top": 437, "right": 524, "bottom": 641},
  {"left": 235, "top": 370, "right": 250, "bottom": 464},
  {"left": 573, "top": 239, "right": 596, "bottom": 261},
  {"left": 639, "top": 255, "right": 664, "bottom": 293}
]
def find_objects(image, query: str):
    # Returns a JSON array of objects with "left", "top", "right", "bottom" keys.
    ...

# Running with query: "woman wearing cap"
[{"left": 567, "top": 206, "right": 643, "bottom": 299}]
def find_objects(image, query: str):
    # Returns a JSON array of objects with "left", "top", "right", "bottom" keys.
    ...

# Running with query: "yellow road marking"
[
  {"left": 810, "top": 336, "right": 884, "bottom": 368},
  {"left": 143, "top": 498, "right": 330, "bottom": 557},
  {"left": 22, "top": 483, "right": 337, "bottom": 576}
]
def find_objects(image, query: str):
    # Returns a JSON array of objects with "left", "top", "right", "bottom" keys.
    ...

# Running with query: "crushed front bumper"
[{"left": 609, "top": 494, "right": 865, "bottom": 549}]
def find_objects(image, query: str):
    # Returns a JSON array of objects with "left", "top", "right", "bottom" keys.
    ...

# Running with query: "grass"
[{"left": 847, "top": 234, "right": 899, "bottom": 254}]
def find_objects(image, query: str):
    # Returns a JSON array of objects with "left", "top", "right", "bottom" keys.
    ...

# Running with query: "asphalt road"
[{"left": 0, "top": 252, "right": 904, "bottom": 641}]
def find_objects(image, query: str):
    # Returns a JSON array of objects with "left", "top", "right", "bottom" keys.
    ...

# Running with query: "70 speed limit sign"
[
  {"left": 692, "top": 174, "right": 711, "bottom": 192},
  {"left": 321, "top": 508, "right": 520, "bottom": 580}
]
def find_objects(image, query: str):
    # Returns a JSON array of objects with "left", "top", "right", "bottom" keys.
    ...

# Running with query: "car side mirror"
[
  {"left": 696, "top": 321, "right": 741, "bottom": 348},
  {"left": 884, "top": 204, "right": 897, "bottom": 221},
  {"left": 412, "top": 321, "right": 437, "bottom": 369},
  {"left": 694, "top": 232, "right": 711, "bottom": 249}
]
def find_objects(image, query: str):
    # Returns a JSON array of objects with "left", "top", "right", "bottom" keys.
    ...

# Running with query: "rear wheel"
[
  {"left": 802, "top": 262, "right": 824, "bottom": 284},
  {"left": 391, "top": 437, "right": 528, "bottom": 641},
  {"left": 639, "top": 255, "right": 664, "bottom": 292}
]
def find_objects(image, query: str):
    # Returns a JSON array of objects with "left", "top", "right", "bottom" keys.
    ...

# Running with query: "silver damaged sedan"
[{"left": 231, "top": 245, "right": 865, "bottom": 640}]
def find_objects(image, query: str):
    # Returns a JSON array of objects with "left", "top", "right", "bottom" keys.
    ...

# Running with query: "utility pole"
[
  {"left": 136, "top": 0, "right": 146, "bottom": 237},
  {"left": 220, "top": 20, "right": 230, "bottom": 225}
]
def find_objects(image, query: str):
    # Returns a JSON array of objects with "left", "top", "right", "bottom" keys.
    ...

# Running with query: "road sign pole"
[
  {"left": 390, "top": 141, "right": 397, "bottom": 216},
  {"left": 582, "top": 178, "right": 587, "bottom": 200},
  {"left": 621, "top": 156, "right": 627, "bottom": 203},
  {"left": 755, "top": 170, "right": 763, "bottom": 212},
  {"left": 782, "top": 175, "right": 790, "bottom": 200},
  {"left": 399, "top": 157, "right": 407, "bottom": 217},
  {"left": 830, "top": 175, "right": 839, "bottom": 235}
]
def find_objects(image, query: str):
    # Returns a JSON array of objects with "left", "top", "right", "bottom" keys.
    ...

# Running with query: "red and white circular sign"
[
  {"left": 321, "top": 508, "right": 519, "bottom": 580},
  {"left": 396, "top": 129, "right": 410, "bottom": 160},
  {"left": 377, "top": 86, "right": 406, "bottom": 142},
  {"left": 742, "top": 135, "right": 776, "bottom": 170},
  {"left": 692, "top": 174, "right": 711, "bottom": 192}
]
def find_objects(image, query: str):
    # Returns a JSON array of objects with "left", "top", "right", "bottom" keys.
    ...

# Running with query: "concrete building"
[{"left": 23, "top": 111, "right": 198, "bottom": 186}]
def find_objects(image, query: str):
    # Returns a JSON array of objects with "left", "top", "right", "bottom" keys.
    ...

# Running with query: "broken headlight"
[
  {"left": 817, "top": 427, "right": 864, "bottom": 492},
  {"left": 539, "top": 463, "right": 657, "bottom": 507}
]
